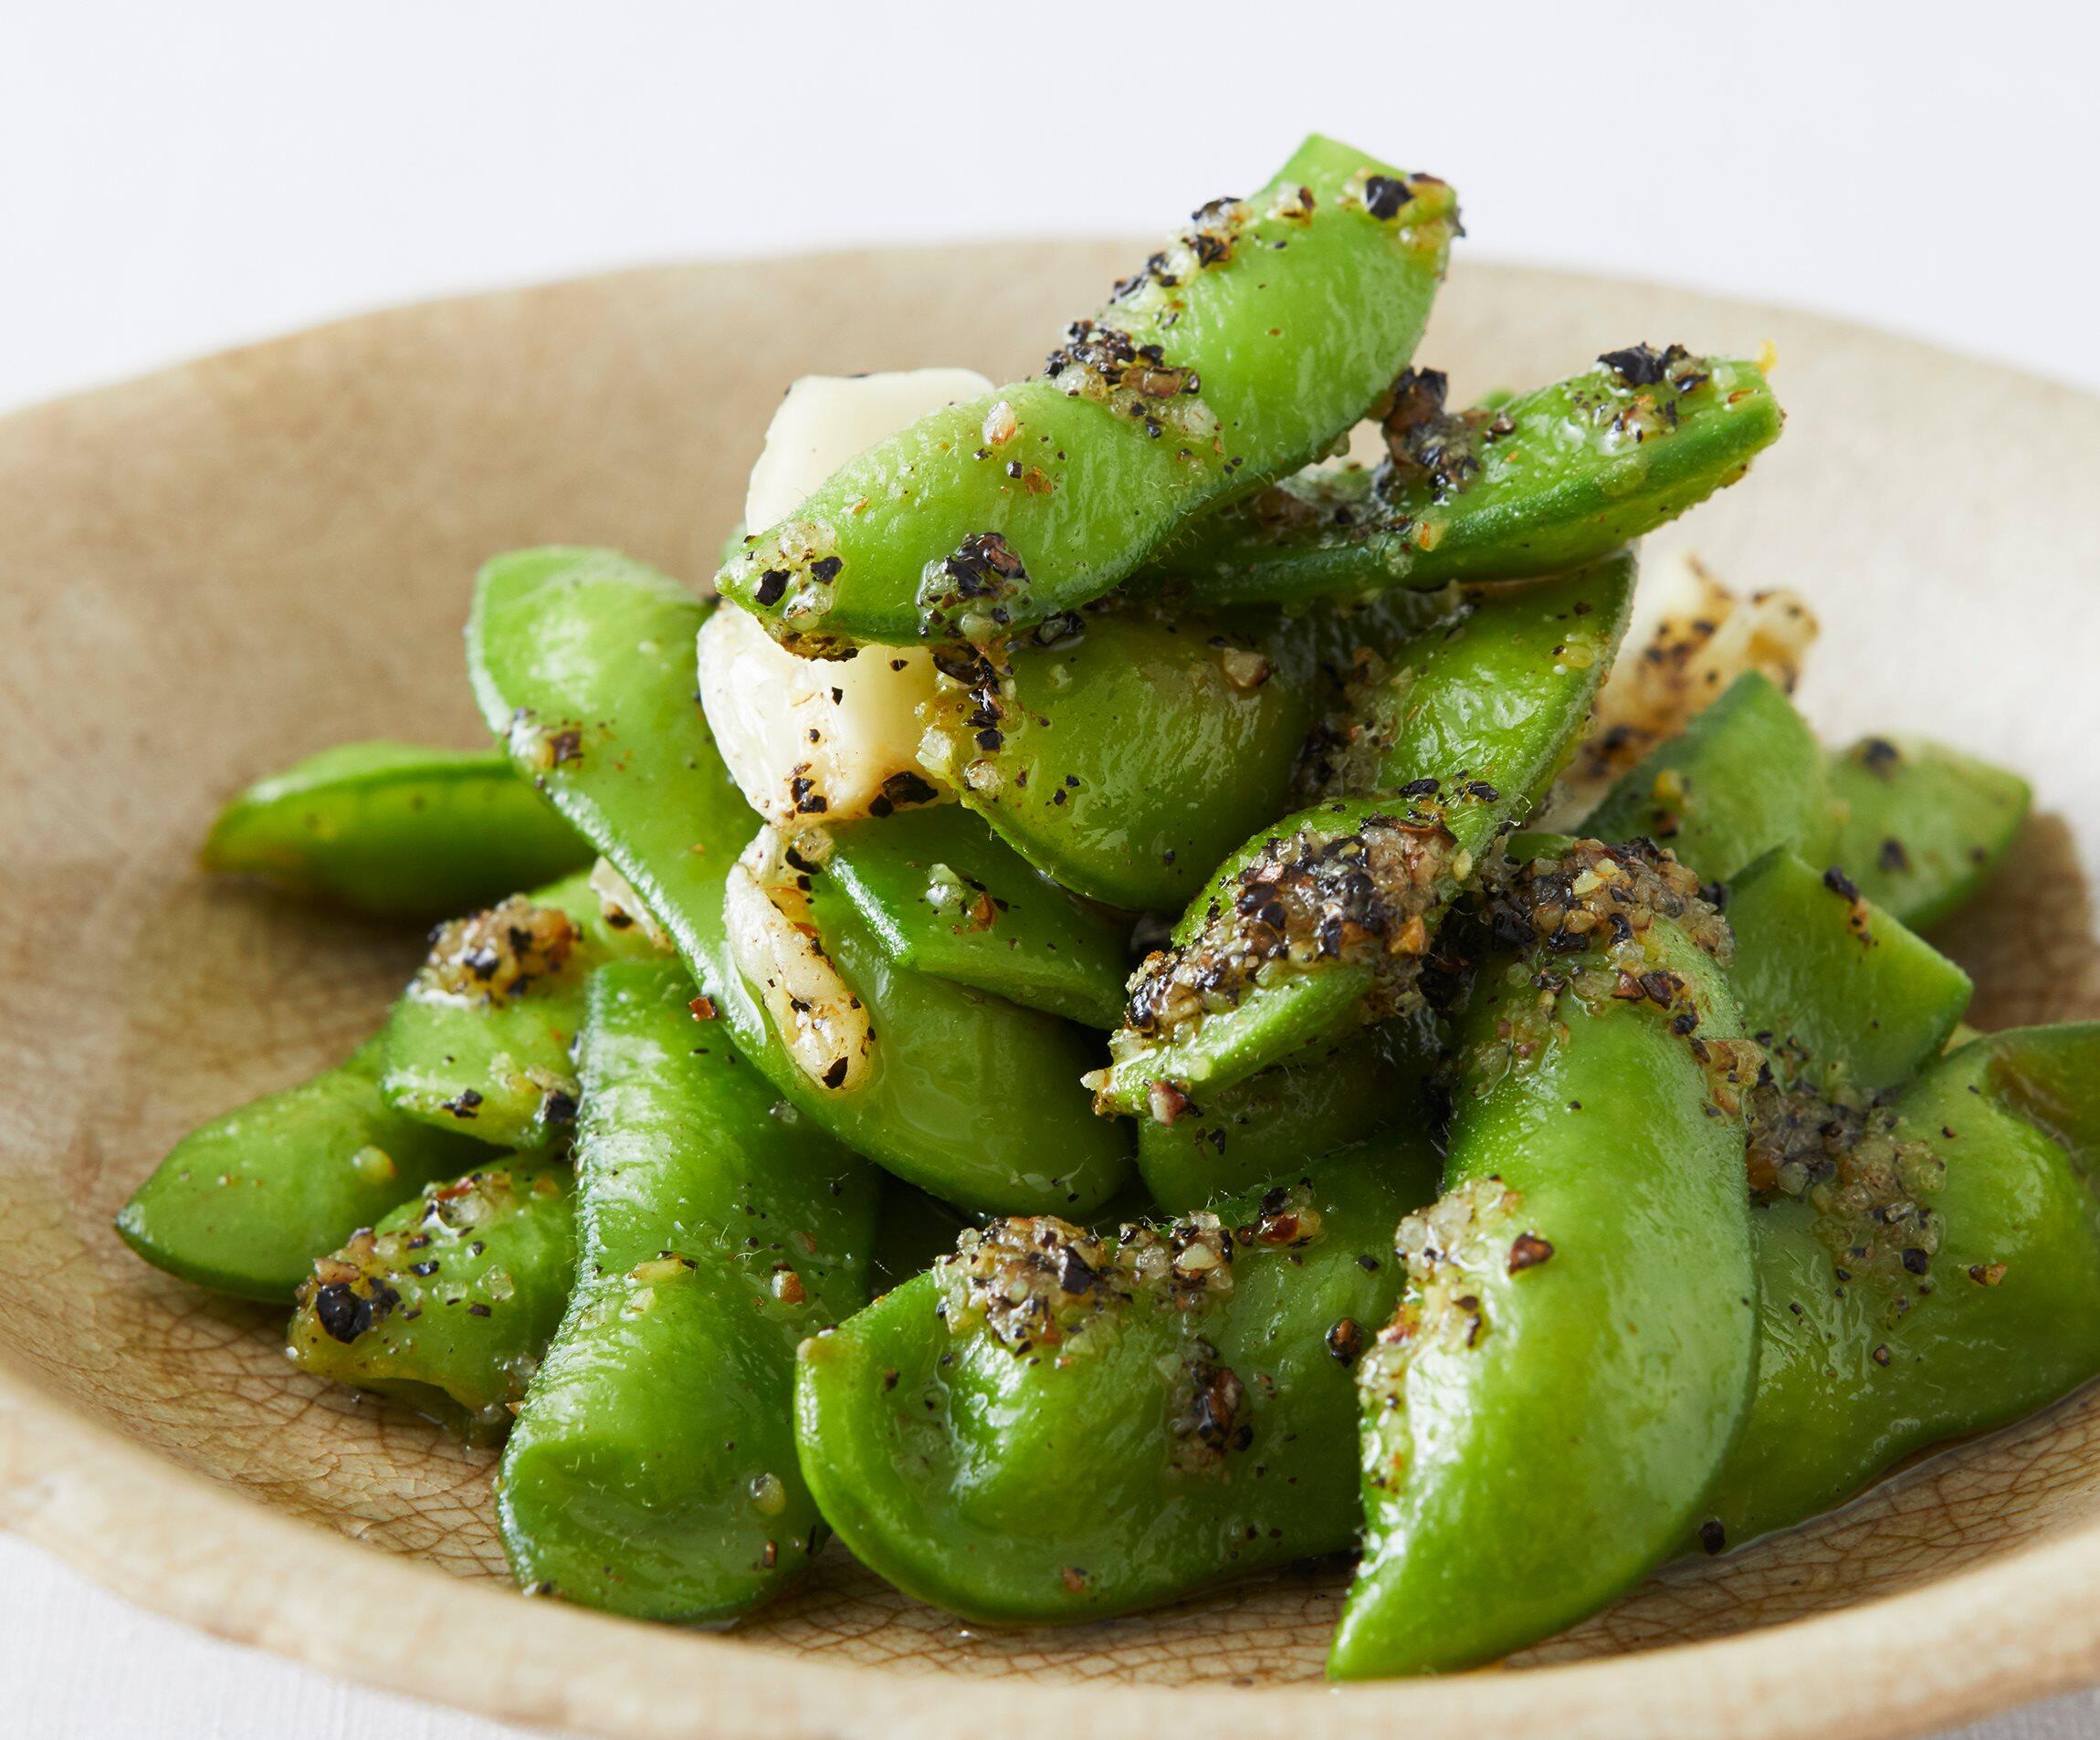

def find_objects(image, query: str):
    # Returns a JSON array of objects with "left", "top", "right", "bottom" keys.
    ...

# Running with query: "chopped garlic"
[{"left": 703, "top": 368, "right": 992, "bottom": 827}]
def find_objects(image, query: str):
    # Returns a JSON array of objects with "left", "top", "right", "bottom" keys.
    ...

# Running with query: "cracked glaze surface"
[{"left": 3, "top": 247, "right": 2099, "bottom": 1733}]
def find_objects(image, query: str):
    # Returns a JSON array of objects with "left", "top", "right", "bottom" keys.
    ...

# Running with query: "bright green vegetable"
[
  {"left": 719, "top": 135, "right": 1458, "bottom": 650},
  {"left": 499, "top": 959, "right": 877, "bottom": 1620},
  {"left": 1331, "top": 840, "right": 1757, "bottom": 1678},
  {"left": 1584, "top": 670, "right": 1825, "bottom": 883},
  {"left": 1097, "top": 555, "right": 1635, "bottom": 1118},
  {"left": 468, "top": 549, "right": 1131, "bottom": 1215},
  {"left": 916, "top": 608, "right": 1319, "bottom": 911},
  {"left": 1136, "top": 1012, "right": 1439, "bottom": 1211},
  {"left": 1726, "top": 849, "right": 1971, "bottom": 1097},
  {"left": 114, "top": 1038, "right": 483, "bottom": 1303},
  {"left": 379, "top": 867, "right": 658, "bottom": 1151},
  {"left": 1820, "top": 735, "right": 2031, "bottom": 929},
  {"left": 202, "top": 740, "right": 589, "bottom": 917},
  {"left": 821, "top": 804, "right": 1133, "bottom": 1028},
  {"left": 1146, "top": 349, "right": 1781, "bottom": 606},
  {"left": 286, "top": 1159, "right": 578, "bottom": 1441},
  {"left": 794, "top": 1137, "right": 1438, "bottom": 1622},
  {"left": 1708, "top": 1026, "right": 2100, "bottom": 1548}
]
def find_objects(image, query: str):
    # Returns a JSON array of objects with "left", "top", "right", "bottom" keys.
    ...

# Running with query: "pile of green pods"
[{"left": 121, "top": 132, "right": 2096, "bottom": 1677}]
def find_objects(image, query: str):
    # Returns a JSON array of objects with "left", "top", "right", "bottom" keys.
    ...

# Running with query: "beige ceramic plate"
[{"left": 4, "top": 247, "right": 2100, "bottom": 1740}]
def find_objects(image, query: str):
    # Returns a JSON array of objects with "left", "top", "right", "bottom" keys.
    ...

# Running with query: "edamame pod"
[
  {"left": 1097, "top": 556, "right": 1635, "bottom": 1117},
  {"left": 1584, "top": 670, "right": 1825, "bottom": 882},
  {"left": 1707, "top": 1026, "right": 2100, "bottom": 1548},
  {"left": 1821, "top": 736, "right": 2030, "bottom": 929},
  {"left": 1727, "top": 849, "right": 1971, "bottom": 1097},
  {"left": 915, "top": 608, "right": 1319, "bottom": 911},
  {"left": 1330, "top": 840, "right": 1759, "bottom": 1678},
  {"left": 1147, "top": 350, "right": 1780, "bottom": 607},
  {"left": 720, "top": 135, "right": 1458, "bottom": 651},
  {"left": 794, "top": 1138, "right": 1438, "bottom": 1622},
  {"left": 1136, "top": 1012, "right": 1439, "bottom": 1212},
  {"left": 499, "top": 959, "right": 877, "bottom": 1620},
  {"left": 821, "top": 804, "right": 1132, "bottom": 1029},
  {"left": 379, "top": 865, "right": 659, "bottom": 1150},
  {"left": 202, "top": 740, "right": 590, "bottom": 917},
  {"left": 286, "top": 1159, "right": 578, "bottom": 1441},
  {"left": 115, "top": 1038, "right": 484, "bottom": 1302},
  {"left": 468, "top": 549, "right": 1131, "bottom": 1214}
]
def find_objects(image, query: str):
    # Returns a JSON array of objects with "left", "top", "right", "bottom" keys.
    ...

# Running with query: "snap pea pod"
[
  {"left": 1584, "top": 670, "right": 1826, "bottom": 883},
  {"left": 468, "top": 549, "right": 1130, "bottom": 1215},
  {"left": 202, "top": 740, "right": 590, "bottom": 917},
  {"left": 719, "top": 134, "right": 1459, "bottom": 651},
  {"left": 1330, "top": 841, "right": 1758, "bottom": 1678},
  {"left": 1820, "top": 735, "right": 2031, "bottom": 929},
  {"left": 794, "top": 1137, "right": 1438, "bottom": 1622},
  {"left": 1145, "top": 349, "right": 1780, "bottom": 607},
  {"left": 286, "top": 1159, "right": 578, "bottom": 1441},
  {"left": 379, "top": 866, "right": 658, "bottom": 1151},
  {"left": 1096, "top": 555, "right": 1635, "bottom": 1118},
  {"left": 1136, "top": 1010, "right": 1440, "bottom": 1212},
  {"left": 115, "top": 1038, "right": 485, "bottom": 1302},
  {"left": 916, "top": 607, "right": 1320, "bottom": 911},
  {"left": 1727, "top": 849, "right": 1971, "bottom": 1097},
  {"left": 1706, "top": 1026, "right": 2100, "bottom": 1549},
  {"left": 499, "top": 959, "right": 877, "bottom": 1620},
  {"left": 821, "top": 804, "right": 1133, "bottom": 1029}
]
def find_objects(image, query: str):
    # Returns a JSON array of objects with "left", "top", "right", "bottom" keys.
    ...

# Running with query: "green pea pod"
[
  {"left": 1147, "top": 350, "right": 1780, "bottom": 607},
  {"left": 286, "top": 1159, "right": 578, "bottom": 1441},
  {"left": 1583, "top": 670, "right": 1825, "bottom": 883},
  {"left": 499, "top": 959, "right": 877, "bottom": 1620},
  {"left": 1820, "top": 736, "right": 2031, "bottom": 929},
  {"left": 115, "top": 1038, "right": 486, "bottom": 1302},
  {"left": 794, "top": 1137, "right": 1438, "bottom": 1622},
  {"left": 1727, "top": 849, "right": 1971, "bottom": 1097},
  {"left": 379, "top": 867, "right": 657, "bottom": 1150},
  {"left": 1331, "top": 842, "right": 1758, "bottom": 1679},
  {"left": 1137, "top": 1011, "right": 1440, "bottom": 1212},
  {"left": 467, "top": 549, "right": 1131, "bottom": 1215},
  {"left": 1706, "top": 1026, "right": 2100, "bottom": 1549},
  {"left": 719, "top": 135, "right": 1459, "bottom": 650},
  {"left": 1097, "top": 555, "right": 1635, "bottom": 1118},
  {"left": 820, "top": 805, "right": 1133, "bottom": 1028},
  {"left": 202, "top": 740, "right": 590, "bottom": 917},
  {"left": 917, "top": 609, "right": 1320, "bottom": 911}
]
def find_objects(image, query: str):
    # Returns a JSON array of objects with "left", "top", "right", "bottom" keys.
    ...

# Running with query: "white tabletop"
[{"left": 5, "top": 3, "right": 2097, "bottom": 1735}]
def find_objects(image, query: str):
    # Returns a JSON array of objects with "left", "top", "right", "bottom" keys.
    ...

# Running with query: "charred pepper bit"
[
  {"left": 719, "top": 134, "right": 1458, "bottom": 651},
  {"left": 418, "top": 895, "right": 580, "bottom": 1006}
]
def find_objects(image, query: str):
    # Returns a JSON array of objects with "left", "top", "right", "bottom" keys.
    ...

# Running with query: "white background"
[{"left": 5, "top": 3, "right": 2098, "bottom": 1735}]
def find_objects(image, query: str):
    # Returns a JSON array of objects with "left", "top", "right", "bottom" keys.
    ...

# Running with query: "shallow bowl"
[{"left": 4, "top": 246, "right": 2099, "bottom": 1739}]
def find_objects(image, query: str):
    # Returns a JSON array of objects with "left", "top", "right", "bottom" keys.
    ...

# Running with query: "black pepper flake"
[
  {"left": 1361, "top": 174, "right": 1412, "bottom": 219},
  {"left": 808, "top": 555, "right": 843, "bottom": 583},
  {"left": 1878, "top": 837, "right": 1911, "bottom": 873},
  {"left": 1325, "top": 1317, "right": 1364, "bottom": 1365},
  {"left": 1507, "top": 1232, "right": 1556, "bottom": 1274},
  {"left": 313, "top": 1283, "right": 381, "bottom": 1344},
  {"left": 1871, "top": 1344, "right": 1893, "bottom": 1367},
  {"left": 1823, "top": 865, "right": 1863, "bottom": 901},
  {"left": 821, "top": 1056, "right": 850, "bottom": 1090},
  {"left": 1697, "top": 1519, "right": 1727, "bottom": 1556},
  {"left": 1900, "top": 1246, "right": 1931, "bottom": 1275},
  {"left": 753, "top": 569, "right": 789, "bottom": 607},
  {"left": 467, "top": 1302, "right": 492, "bottom": 1317},
  {"left": 441, "top": 1088, "right": 484, "bottom": 1119}
]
